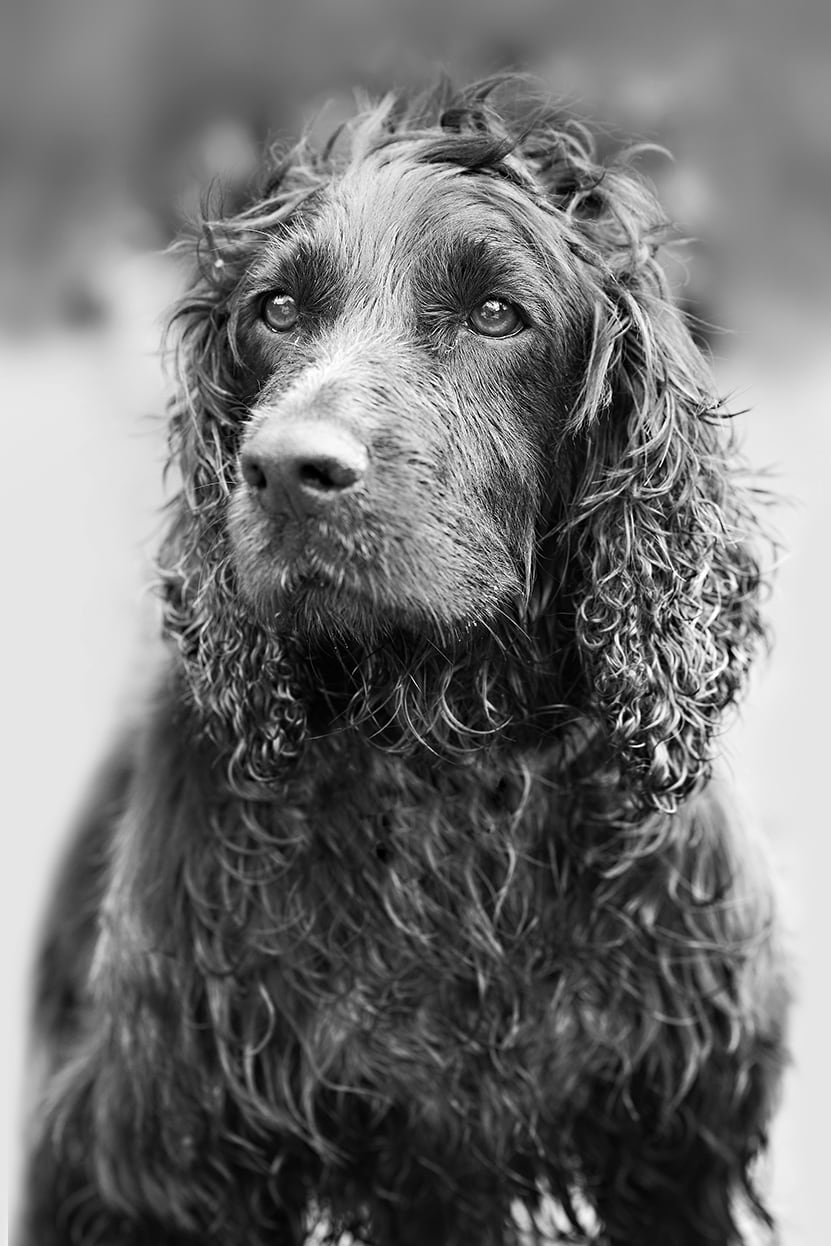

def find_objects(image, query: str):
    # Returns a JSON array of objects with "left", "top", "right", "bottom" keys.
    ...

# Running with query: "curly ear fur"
[
  {"left": 543, "top": 160, "right": 767, "bottom": 813},
  {"left": 158, "top": 167, "right": 328, "bottom": 789}
]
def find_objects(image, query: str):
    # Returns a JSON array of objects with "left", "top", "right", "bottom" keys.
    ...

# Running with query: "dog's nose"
[{"left": 241, "top": 422, "right": 369, "bottom": 516}]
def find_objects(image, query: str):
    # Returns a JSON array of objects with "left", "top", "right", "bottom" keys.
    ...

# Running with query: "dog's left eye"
[
  {"left": 261, "top": 292, "right": 299, "bottom": 332},
  {"left": 467, "top": 298, "right": 524, "bottom": 339}
]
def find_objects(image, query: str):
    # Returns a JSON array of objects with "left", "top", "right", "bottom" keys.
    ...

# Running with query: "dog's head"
[{"left": 162, "top": 79, "right": 766, "bottom": 811}]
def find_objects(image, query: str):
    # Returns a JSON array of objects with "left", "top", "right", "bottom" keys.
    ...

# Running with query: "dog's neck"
[
  {"left": 172, "top": 603, "right": 587, "bottom": 795},
  {"left": 291, "top": 625, "right": 570, "bottom": 756}
]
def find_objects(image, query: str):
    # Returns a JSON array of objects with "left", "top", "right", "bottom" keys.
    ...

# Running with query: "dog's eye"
[
  {"left": 467, "top": 298, "right": 524, "bottom": 338},
  {"left": 261, "top": 292, "right": 299, "bottom": 332}
]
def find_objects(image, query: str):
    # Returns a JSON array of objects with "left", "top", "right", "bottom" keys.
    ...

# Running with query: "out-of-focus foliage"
[{"left": 1, "top": 0, "right": 829, "bottom": 341}]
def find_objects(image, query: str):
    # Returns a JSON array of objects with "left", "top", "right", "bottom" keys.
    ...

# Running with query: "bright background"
[{"left": 3, "top": 3, "right": 829, "bottom": 1241}]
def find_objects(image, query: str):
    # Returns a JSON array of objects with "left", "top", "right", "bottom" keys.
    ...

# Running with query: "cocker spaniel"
[{"left": 23, "top": 78, "right": 789, "bottom": 1246}]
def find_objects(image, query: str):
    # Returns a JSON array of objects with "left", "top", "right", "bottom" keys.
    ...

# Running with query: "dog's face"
[
  {"left": 225, "top": 153, "right": 592, "bottom": 638},
  {"left": 166, "top": 88, "right": 765, "bottom": 807}
]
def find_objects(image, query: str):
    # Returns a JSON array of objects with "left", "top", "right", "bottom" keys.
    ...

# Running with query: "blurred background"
[{"left": 3, "top": 1, "right": 829, "bottom": 1241}]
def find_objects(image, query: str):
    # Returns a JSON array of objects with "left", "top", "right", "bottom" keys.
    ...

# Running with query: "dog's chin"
[
  {"left": 234, "top": 558, "right": 448, "bottom": 647},
  {"left": 233, "top": 548, "right": 504, "bottom": 653},
  {"left": 247, "top": 566, "right": 388, "bottom": 642},
  {"left": 228, "top": 496, "right": 523, "bottom": 645}
]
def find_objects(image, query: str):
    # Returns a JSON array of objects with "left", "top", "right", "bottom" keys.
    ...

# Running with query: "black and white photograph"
[{"left": 4, "top": 3, "right": 829, "bottom": 1244}]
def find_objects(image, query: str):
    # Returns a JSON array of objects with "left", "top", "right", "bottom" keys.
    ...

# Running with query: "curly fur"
[{"left": 23, "top": 78, "right": 788, "bottom": 1246}]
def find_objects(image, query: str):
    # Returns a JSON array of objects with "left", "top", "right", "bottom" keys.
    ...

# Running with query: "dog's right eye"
[
  {"left": 261, "top": 292, "right": 299, "bottom": 332},
  {"left": 467, "top": 298, "right": 524, "bottom": 339}
]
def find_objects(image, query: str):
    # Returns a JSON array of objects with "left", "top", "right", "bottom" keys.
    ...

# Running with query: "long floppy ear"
[
  {"left": 546, "top": 159, "right": 768, "bottom": 814},
  {"left": 157, "top": 173, "right": 321, "bottom": 790}
]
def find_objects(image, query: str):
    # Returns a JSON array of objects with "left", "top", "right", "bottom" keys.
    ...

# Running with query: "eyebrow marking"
[
  {"left": 243, "top": 233, "right": 348, "bottom": 323},
  {"left": 417, "top": 233, "right": 553, "bottom": 322}
]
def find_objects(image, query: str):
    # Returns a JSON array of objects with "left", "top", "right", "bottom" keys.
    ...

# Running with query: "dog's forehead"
[
  {"left": 241, "top": 151, "right": 577, "bottom": 332},
  {"left": 311, "top": 155, "right": 540, "bottom": 269}
]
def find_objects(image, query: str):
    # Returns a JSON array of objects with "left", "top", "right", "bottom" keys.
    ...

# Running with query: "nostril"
[
  {"left": 298, "top": 457, "right": 362, "bottom": 493},
  {"left": 241, "top": 452, "right": 268, "bottom": 492},
  {"left": 299, "top": 462, "right": 336, "bottom": 492}
]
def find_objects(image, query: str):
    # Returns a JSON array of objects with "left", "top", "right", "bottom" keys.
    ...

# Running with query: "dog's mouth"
[
  {"left": 228, "top": 478, "right": 527, "bottom": 640},
  {"left": 233, "top": 539, "right": 480, "bottom": 646},
  {"left": 275, "top": 556, "right": 366, "bottom": 608},
  {"left": 231, "top": 524, "right": 401, "bottom": 638}
]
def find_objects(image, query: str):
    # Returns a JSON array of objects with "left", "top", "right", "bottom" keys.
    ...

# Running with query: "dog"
[{"left": 22, "top": 78, "right": 789, "bottom": 1246}]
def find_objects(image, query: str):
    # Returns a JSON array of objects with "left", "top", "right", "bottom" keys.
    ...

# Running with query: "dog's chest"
[{"left": 230, "top": 754, "right": 596, "bottom": 1107}]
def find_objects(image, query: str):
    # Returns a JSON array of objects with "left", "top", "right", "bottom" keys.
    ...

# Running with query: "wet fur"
[{"left": 23, "top": 79, "right": 788, "bottom": 1246}]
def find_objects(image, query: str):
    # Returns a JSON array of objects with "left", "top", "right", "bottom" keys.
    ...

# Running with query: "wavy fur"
[{"left": 24, "top": 78, "right": 787, "bottom": 1246}]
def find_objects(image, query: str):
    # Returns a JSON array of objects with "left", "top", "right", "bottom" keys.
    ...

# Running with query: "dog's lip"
[
  {"left": 273, "top": 551, "right": 368, "bottom": 601},
  {"left": 232, "top": 503, "right": 377, "bottom": 602},
  {"left": 250, "top": 516, "right": 357, "bottom": 571}
]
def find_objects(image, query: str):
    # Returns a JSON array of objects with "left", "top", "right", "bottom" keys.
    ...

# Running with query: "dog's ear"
[
  {"left": 158, "top": 195, "right": 311, "bottom": 791},
  {"left": 159, "top": 213, "right": 252, "bottom": 666},
  {"left": 541, "top": 162, "right": 767, "bottom": 814}
]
